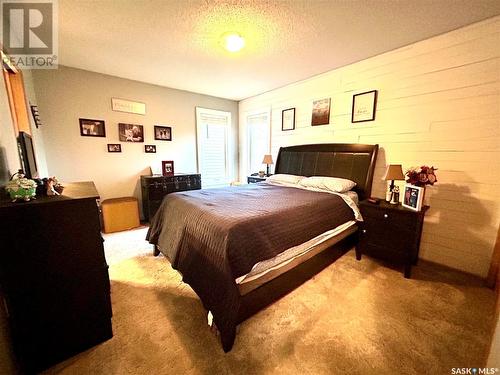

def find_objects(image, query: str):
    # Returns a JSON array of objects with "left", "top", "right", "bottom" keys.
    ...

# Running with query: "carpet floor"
[{"left": 41, "top": 227, "right": 495, "bottom": 375}]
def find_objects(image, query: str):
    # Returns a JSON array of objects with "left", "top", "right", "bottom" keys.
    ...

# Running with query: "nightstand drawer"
[
  {"left": 247, "top": 176, "right": 267, "bottom": 183},
  {"left": 362, "top": 208, "right": 417, "bottom": 231},
  {"left": 359, "top": 222, "right": 414, "bottom": 251},
  {"left": 358, "top": 242, "right": 407, "bottom": 263}
]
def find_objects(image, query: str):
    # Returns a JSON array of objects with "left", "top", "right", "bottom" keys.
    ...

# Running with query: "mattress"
[{"left": 236, "top": 220, "right": 357, "bottom": 295}]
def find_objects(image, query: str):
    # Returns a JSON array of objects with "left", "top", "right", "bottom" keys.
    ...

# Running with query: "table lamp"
[
  {"left": 383, "top": 164, "right": 405, "bottom": 203},
  {"left": 262, "top": 154, "right": 274, "bottom": 176}
]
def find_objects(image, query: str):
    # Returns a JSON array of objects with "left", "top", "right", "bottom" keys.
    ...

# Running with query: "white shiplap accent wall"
[{"left": 238, "top": 16, "right": 500, "bottom": 277}]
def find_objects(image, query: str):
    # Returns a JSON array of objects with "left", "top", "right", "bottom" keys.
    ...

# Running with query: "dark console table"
[
  {"left": 140, "top": 173, "right": 201, "bottom": 222},
  {"left": 0, "top": 181, "right": 112, "bottom": 373}
]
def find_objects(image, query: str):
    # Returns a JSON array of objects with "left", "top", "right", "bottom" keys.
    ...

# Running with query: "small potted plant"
[{"left": 5, "top": 170, "right": 38, "bottom": 202}]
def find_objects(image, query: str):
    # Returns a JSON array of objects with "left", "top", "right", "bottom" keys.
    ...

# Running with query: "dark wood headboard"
[{"left": 274, "top": 143, "right": 379, "bottom": 200}]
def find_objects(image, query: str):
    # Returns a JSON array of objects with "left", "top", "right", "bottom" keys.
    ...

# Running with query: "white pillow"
[
  {"left": 298, "top": 176, "right": 356, "bottom": 193},
  {"left": 266, "top": 174, "right": 305, "bottom": 185}
]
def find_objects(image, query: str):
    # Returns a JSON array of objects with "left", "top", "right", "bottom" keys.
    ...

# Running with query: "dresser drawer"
[
  {"left": 140, "top": 174, "right": 201, "bottom": 221},
  {"left": 147, "top": 181, "right": 187, "bottom": 196},
  {"left": 147, "top": 182, "right": 165, "bottom": 200}
]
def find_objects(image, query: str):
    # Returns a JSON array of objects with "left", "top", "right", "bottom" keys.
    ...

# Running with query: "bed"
[{"left": 147, "top": 143, "right": 378, "bottom": 351}]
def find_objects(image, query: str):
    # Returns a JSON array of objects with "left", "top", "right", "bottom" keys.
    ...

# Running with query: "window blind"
[{"left": 196, "top": 108, "right": 231, "bottom": 188}]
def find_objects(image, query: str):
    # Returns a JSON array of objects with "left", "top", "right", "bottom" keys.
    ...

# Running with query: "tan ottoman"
[{"left": 101, "top": 197, "right": 140, "bottom": 233}]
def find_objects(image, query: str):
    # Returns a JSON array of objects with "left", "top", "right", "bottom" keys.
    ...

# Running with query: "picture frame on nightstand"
[{"left": 402, "top": 184, "right": 424, "bottom": 211}]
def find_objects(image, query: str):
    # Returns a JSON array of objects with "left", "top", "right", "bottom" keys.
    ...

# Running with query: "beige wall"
[
  {"left": 239, "top": 16, "right": 500, "bottom": 277},
  {"left": 33, "top": 66, "right": 238, "bottom": 215}
]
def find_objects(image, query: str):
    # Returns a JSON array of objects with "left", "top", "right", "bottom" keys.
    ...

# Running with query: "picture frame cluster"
[
  {"left": 79, "top": 119, "right": 172, "bottom": 154},
  {"left": 280, "top": 90, "right": 378, "bottom": 131},
  {"left": 78, "top": 98, "right": 176, "bottom": 176}
]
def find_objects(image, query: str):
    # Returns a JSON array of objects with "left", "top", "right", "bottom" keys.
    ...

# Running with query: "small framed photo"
[
  {"left": 145, "top": 145, "right": 156, "bottom": 153},
  {"left": 80, "top": 118, "right": 106, "bottom": 137},
  {"left": 154, "top": 126, "right": 172, "bottom": 141},
  {"left": 352, "top": 90, "right": 378, "bottom": 123},
  {"left": 118, "top": 123, "right": 144, "bottom": 142},
  {"left": 311, "top": 98, "right": 331, "bottom": 126},
  {"left": 107, "top": 144, "right": 121, "bottom": 153},
  {"left": 162, "top": 160, "right": 174, "bottom": 176},
  {"left": 282, "top": 108, "right": 295, "bottom": 131},
  {"left": 30, "top": 105, "right": 42, "bottom": 128},
  {"left": 402, "top": 184, "right": 424, "bottom": 211}
]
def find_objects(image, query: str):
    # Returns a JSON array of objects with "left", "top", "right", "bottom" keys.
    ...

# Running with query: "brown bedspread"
[{"left": 147, "top": 183, "right": 354, "bottom": 351}]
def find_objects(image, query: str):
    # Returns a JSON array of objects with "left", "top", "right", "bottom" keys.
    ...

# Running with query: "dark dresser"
[
  {"left": 0, "top": 182, "right": 112, "bottom": 373},
  {"left": 141, "top": 173, "right": 201, "bottom": 221},
  {"left": 356, "top": 200, "right": 429, "bottom": 278}
]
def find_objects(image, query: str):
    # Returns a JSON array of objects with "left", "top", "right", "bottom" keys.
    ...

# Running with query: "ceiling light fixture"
[{"left": 222, "top": 32, "right": 245, "bottom": 52}]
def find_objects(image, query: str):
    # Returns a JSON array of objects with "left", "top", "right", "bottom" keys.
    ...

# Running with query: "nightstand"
[
  {"left": 356, "top": 200, "right": 429, "bottom": 278},
  {"left": 247, "top": 175, "right": 267, "bottom": 183}
]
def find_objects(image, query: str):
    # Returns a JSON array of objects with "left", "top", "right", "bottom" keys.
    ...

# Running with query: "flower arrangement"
[
  {"left": 405, "top": 166, "right": 438, "bottom": 187},
  {"left": 5, "top": 171, "right": 38, "bottom": 202}
]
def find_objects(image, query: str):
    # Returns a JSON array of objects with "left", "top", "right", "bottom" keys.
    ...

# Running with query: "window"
[
  {"left": 246, "top": 110, "right": 270, "bottom": 174},
  {"left": 196, "top": 107, "right": 232, "bottom": 188}
]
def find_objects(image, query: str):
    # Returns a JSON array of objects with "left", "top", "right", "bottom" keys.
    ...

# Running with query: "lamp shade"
[
  {"left": 262, "top": 154, "right": 274, "bottom": 165},
  {"left": 383, "top": 164, "right": 405, "bottom": 181}
]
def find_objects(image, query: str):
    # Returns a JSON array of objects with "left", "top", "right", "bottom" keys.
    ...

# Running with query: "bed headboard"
[{"left": 274, "top": 143, "right": 379, "bottom": 200}]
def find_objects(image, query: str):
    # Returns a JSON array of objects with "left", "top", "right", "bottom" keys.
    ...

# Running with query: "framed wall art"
[
  {"left": 282, "top": 108, "right": 295, "bottom": 131},
  {"left": 111, "top": 98, "right": 146, "bottom": 115},
  {"left": 118, "top": 123, "right": 144, "bottom": 142},
  {"left": 107, "top": 144, "right": 121, "bottom": 153},
  {"left": 154, "top": 125, "right": 172, "bottom": 141},
  {"left": 311, "top": 98, "right": 331, "bottom": 126},
  {"left": 352, "top": 90, "right": 378, "bottom": 123},
  {"left": 79, "top": 118, "right": 106, "bottom": 137},
  {"left": 145, "top": 145, "right": 156, "bottom": 153},
  {"left": 30, "top": 105, "right": 42, "bottom": 128}
]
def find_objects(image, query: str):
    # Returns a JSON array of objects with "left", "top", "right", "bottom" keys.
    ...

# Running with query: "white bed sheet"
[
  {"left": 263, "top": 180, "right": 362, "bottom": 221},
  {"left": 236, "top": 220, "right": 357, "bottom": 285}
]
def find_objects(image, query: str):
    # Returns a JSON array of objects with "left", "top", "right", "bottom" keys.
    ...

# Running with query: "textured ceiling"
[{"left": 58, "top": 0, "right": 500, "bottom": 100}]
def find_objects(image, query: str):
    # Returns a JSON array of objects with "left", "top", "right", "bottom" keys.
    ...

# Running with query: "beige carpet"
[{"left": 41, "top": 227, "right": 495, "bottom": 375}]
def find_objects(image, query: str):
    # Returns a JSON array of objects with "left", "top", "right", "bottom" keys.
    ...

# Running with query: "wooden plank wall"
[{"left": 238, "top": 16, "right": 500, "bottom": 277}]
